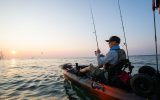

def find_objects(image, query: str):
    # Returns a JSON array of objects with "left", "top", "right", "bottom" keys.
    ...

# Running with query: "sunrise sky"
[{"left": 0, "top": 0, "right": 160, "bottom": 58}]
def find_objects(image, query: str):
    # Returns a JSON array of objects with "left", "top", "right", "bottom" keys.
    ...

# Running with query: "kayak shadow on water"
[{"left": 64, "top": 79, "right": 99, "bottom": 100}]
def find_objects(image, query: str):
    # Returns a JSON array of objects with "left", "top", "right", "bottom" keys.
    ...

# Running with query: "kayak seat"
[
  {"left": 108, "top": 59, "right": 133, "bottom": 91},
  {"left": 108, "top": 59, "right": 133, "bottom": 76}
]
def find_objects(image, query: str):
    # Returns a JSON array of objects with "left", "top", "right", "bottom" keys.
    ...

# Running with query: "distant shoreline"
[{"left": 1, "top": 55, "right": 160, "bottom": 60}]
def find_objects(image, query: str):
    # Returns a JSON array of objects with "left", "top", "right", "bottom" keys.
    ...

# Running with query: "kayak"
[{"left": 60, "top": 63, "right": 146, "bottom": 100}]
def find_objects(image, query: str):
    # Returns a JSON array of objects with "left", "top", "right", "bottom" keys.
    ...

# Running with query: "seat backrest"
[
  {"left": 117, "top": 49, "right": 126, "bottom": 61},
  {"left": 113, "top": 49, "right": 127, "bottom": 71}
]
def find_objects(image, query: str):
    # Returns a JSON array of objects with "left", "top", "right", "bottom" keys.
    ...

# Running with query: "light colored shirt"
[{"left": 97, "top": 45, "right": 119, "bottom": 66}]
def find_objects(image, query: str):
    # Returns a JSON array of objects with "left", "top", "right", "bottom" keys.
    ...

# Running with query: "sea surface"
[{"left": 0, "top": 55, "right": 160, "bottom": 100}]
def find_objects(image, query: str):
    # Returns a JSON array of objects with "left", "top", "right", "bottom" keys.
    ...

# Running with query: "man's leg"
[{"left": 80, "top": 66, "right": 91, "bottom": 73}]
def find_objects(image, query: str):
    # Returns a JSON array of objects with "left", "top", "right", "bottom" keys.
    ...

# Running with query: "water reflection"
[{"left": 11, "top": 58, "right": 16, "bottom": 67}]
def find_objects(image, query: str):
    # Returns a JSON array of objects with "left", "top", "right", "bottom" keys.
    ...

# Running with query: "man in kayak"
[{"left": 80, "top": 36, "right": 126, "bottom": 83}]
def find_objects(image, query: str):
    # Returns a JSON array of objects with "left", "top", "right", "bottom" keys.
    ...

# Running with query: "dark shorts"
[
  {"left": 90, "top": 66, "right": 105, "bottom": 77},
  {"left": 89, "top": 66, "right": 108, "bottom": 83}
]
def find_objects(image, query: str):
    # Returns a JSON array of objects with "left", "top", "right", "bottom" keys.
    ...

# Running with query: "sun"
[{"left": 11, "top": 50, "right": 16, "bottom": 55}]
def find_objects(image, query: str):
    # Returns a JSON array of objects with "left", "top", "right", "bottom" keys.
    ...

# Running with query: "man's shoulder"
[
  {"left": 108, "top": 49, "right": 125, "bottom": 56},
  {"left": 117, "top": 49, "right": 126, "bottom": 54},
  {"left": 109, "top": 50, "right": 117, "bottom": 53},
  {"left": 108, "top": 50, "right": 118, "bottom": 55}
]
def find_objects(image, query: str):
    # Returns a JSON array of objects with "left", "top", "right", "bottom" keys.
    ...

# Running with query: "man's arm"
[{"left": 97, "top": 51, "right": 117, "bottom": 66}]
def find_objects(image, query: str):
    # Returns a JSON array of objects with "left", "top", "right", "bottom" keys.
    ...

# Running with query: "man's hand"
[{"left": 95, "top": 49, "right": 101, "bottom": 56}]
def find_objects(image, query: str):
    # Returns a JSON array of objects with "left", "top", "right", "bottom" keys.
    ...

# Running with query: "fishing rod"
[
  {"left": 117, "top": 0, "right": 129, "bottom": 60},
  {"left": 117, "top": 0, "right": 133, "bottom": 73},
  {"left": 152, "top": 0, "right": 159, "bottom": 73},
  {"left": 89, "top": 1, "right": 99, "bottom": 50}
]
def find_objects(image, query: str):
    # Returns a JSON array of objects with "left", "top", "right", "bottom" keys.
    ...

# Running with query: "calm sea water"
[{"left": 0, "top": 56, "right": 160, "bottom": 100}]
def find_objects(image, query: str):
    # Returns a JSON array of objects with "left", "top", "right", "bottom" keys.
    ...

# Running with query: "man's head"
[{"left": 106, "top": 36, "right": 120, "bottom": 48}]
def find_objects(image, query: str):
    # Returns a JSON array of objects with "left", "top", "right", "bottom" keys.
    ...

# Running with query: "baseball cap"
[{"left": 105, "top": 36, "right": 120, "bottom": 43}]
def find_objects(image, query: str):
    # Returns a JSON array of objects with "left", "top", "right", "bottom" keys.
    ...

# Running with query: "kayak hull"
[{"left": 62, "top": 68, "right": 145, "bottom": 100}]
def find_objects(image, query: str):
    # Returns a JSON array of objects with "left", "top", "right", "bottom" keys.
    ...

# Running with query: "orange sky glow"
[{"left": 0, "top": 0, "right": 160, "bottom": 59}]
